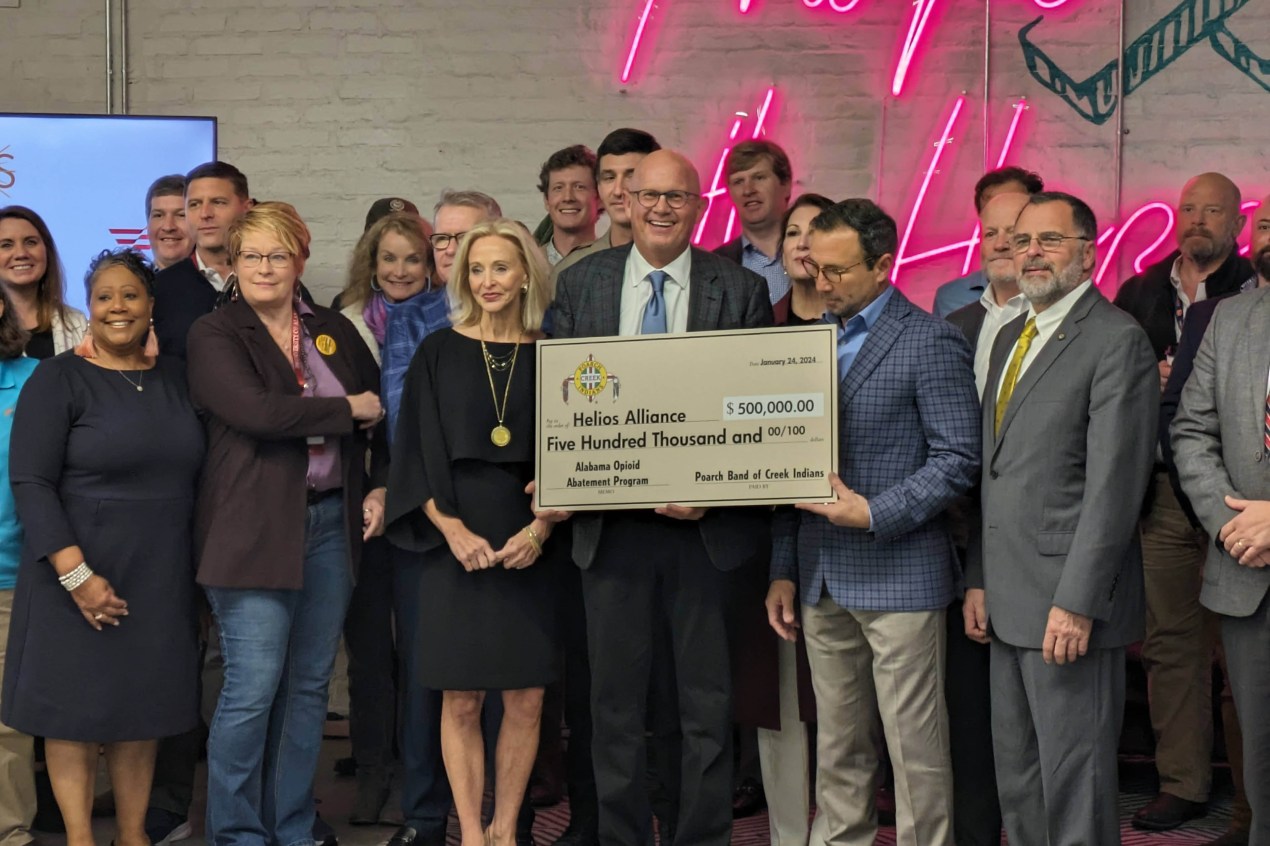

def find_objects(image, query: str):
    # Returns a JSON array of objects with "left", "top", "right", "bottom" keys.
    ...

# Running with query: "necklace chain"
[
  {"left": 115, "top": 369, "right": 144, "bottom": 392},
  {"left": 480, "top": 330, "right": 521, "bottom": 439}
]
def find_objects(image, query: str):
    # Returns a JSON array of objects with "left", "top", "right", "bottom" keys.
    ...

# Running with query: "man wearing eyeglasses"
[
  {"left": 965, "top": 191, "right": 1157, "bottom": 846},
  {"left": 1112, "top": 172, "right": 1252, "bottom": 835},
  {"left": 552, "top": 149, "right": 773, "bottom": 846},
  {"left": 764, "top": 199, "right": 979, "bottom": 846}
]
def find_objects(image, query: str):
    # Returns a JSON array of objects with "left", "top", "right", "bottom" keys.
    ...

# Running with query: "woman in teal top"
[{"left": 0, "top": 285, "right": 39, "bottom": 846}]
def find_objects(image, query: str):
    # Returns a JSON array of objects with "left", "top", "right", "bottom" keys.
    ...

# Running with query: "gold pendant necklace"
[{"left": 480, "top": 328, "right": 521, "bottom": 447}]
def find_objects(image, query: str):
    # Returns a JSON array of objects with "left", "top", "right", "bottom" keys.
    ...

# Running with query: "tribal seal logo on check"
[{"left": 562, "top": 354, "right": 621, "bottom": 403}]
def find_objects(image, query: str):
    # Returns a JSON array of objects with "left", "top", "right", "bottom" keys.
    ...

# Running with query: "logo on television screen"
[
  {"left": 109, "top": 228, "right": 152, "bottom": 253},
  {"left": 0, "top": 145, "right": 14, "bottom": 197}
]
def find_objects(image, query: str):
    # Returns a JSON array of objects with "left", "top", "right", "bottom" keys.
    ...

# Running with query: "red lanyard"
[{"left": 290, "top": 309, "right": 307, "bottom": 390}]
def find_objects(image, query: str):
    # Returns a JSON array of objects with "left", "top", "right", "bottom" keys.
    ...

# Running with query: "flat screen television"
[{"left": 0, "top": 113, "right": 217, "bottom": 312}]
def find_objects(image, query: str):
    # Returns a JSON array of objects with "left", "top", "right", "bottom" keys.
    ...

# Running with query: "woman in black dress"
[
  {"left": 3, "top": 249, "right": 203, "bottom": 846},
  {"left": 386, "top": 219, "right": 562, "bottom": 846}
]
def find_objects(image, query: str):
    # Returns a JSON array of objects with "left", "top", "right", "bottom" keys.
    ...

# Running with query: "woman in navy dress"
[{"left": 3, "top": 249, "right": 203, "bottom": 846}]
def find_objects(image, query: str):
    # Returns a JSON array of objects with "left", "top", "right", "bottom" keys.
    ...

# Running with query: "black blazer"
[
  {"left": 713, "top": 237, "right": 744, "bottom": 266},
  {"left": 153, "top": 257, "right": 219, "bottom": 363},
  {"left": 945, "top": 300, "right": 987, "bottom": 350},
  {"left": 552, "top": 243, "right": 775, "bottom": 572},
  {"left": 187, "top": 299, "right": 387, "bottom": 590},
  {"left": 1112, "top": 249, "right": 1252, "bottom": 361}
]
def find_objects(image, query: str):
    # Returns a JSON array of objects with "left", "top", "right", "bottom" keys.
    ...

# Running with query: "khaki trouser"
[
  {"left": 0, "top": 590, "right": 35, "bottom": 846},
  {"left": 802, "top": 595, "right": 952, "bottom": 846},
  {"left": 1140, "top": 471, "right": 1216, "bottom": 801}
]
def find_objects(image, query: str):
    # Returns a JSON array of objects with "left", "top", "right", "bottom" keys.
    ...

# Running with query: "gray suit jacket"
[
  {"left": 1171, "top": 287, "right": 1270, "bottom": 617},
  {"left": 966, "top": 285, "right": 1157, "bottom": 649},
  {"left": 552, "top": 243, "right": 775, "bottom": 571}
]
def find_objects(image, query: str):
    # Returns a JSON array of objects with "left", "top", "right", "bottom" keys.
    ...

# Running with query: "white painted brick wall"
[{"left": 3, "top": 0, "right": 1269, "bottom": 306}]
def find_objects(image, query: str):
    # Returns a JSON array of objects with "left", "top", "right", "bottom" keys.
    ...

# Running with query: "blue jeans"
[{"left": 204, "top": 495, "right": 353, "bottom": 846}]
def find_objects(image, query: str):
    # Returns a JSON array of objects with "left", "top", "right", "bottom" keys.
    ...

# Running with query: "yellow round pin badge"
[{"left": 315, "top": 334, "right": 337, "bottom": 356}]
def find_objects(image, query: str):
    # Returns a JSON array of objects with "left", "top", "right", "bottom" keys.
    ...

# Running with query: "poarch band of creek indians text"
[{"left": 536, "top": 326, "right": 838, "bottom": 510}]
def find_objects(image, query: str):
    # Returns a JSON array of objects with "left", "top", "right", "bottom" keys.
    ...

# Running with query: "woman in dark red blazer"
[{"left": 186, "top": 203, "right": 388, "bottom": 846}]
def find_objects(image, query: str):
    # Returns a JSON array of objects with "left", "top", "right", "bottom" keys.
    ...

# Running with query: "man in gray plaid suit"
[{"left": 766, "top": 199, "right": 981, "bottom": 846}]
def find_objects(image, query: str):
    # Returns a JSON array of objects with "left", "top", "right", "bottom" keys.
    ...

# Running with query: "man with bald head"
[
  {"left": 553, "top": 150, "right": 773, "bottom": 846},
  {"left": 1114, "top": 173, "right": 1254, "bottom": 833}
]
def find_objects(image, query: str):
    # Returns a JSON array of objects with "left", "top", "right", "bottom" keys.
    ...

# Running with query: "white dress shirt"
[
  {"left": 1169, "top": 255, "right": 1207, "bottom": 342},
  {"left": 196, "top": 249, "right": 229, "bottom": 293},
  {"left": 998, "top": 279, "right": 1093, "bottom": 397},
  {"left": 973, "top": 284, "right": 1030, "bottom": 398},
  {"left": 618, "top": 246, "right": 693, "bottom": 336}
]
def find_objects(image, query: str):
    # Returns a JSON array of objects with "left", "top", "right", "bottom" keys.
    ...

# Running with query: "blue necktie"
[{"left": 641, "top": 270, "right": 669, "bottom": 335}]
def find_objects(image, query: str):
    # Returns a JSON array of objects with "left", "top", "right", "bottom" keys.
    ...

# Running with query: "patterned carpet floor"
[{"left": 440, "top": 758, "right": 1237, "bottom": 845}]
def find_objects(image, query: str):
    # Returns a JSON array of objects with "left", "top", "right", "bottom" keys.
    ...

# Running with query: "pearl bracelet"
[{"left": 58, "top": 562, "right": 93, "bottom": 592}]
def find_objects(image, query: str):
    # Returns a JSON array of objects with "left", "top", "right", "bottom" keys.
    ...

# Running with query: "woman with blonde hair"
[
  {"left": 338, "top": 211, "right": 437, "bottom": 364},
  {"left": 186, "top": 203, "right": 388, "bottom": 846},
  {"left": 0, "top": 206, "right": 88, "bottom": 358},
  {"left": 386, "top": 219, "right": 562, "bottom": 846}
]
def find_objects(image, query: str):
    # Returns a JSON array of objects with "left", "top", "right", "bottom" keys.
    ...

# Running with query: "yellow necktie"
[{"left": 994, "top": 317, "right": 1038, "bottom": 435}]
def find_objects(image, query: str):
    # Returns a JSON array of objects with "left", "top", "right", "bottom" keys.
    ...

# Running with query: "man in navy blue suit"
[{"left": 766, "top": 198, "right": 980, "bottom": 846}]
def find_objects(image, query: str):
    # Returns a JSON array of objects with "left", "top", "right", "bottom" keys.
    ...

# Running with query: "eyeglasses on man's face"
[
  {"left": 631, "top": 190, "right": 700, "bottom": 210},
  {"left": 1010, "top": 232, "right": 1090, "bottom": 254},
  {"left": 429, "top": 232, "right": 469, "bottom": 251},
  {"left": 800, "top": 257, "right": 866, "bottom": 284}
]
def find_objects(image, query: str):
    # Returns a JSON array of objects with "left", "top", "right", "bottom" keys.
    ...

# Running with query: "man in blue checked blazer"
[{"left": 766, "top": 199, "right": 980, "bottom": 846}]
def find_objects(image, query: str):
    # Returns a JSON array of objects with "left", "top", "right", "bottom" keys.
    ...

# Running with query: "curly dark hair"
[{"left": 84, "top": 249, "right": 157, "bottom": 298}]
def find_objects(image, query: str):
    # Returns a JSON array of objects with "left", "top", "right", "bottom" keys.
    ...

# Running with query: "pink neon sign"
[
  {"left": 620, "top": 0, "right": 658, "bottom": 84},
  {"left": 892, "top": 0, "right": 943, "bottom": 96},
  {"left": 693, "top": 87, "right": 777, "bottom": 246},
  {"left": 891, "top": 94, "right": 1206, "bottom": 292}
]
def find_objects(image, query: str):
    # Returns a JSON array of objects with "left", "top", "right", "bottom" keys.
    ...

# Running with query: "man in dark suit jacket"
[
  {"left": 1112, "top": 172, "right": 1253, "bottom": 832},
  {"left": 968, "top": 192, "right": 1158, "bottom": 845},
  {"left": 552, "top": 150, "right": 773, "bottom": 846},
  {"left": 942, "top": 190, "right": 1033, "bottom": 846},
  {"left": 152, "top": 161, "right": 253, "bottom": 362}
]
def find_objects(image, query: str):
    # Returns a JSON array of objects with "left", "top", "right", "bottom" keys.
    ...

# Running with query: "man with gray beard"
[
  {"left": 965, "top": 191, "right": 1158, "bottom": 846},
  {"left": 1114, "top": 173, "right": 1253, "bottom": 833}
]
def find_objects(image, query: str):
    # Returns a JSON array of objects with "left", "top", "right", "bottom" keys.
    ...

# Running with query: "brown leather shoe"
[{"left": 1131, "top": 793, "right": 1206, "bottom": 831}]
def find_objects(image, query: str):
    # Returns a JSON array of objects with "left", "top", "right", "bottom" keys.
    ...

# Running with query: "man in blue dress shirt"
[{"left": 767, "top": 199, "right": 981, "bottom": 846}]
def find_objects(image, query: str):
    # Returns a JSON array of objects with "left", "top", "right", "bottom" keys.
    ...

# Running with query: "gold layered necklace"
[{"left": 480, "top": 328, "right": 521, "bottom": 447}]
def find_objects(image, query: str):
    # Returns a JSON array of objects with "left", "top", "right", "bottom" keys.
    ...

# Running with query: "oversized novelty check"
[{"left": 535, "top": 325, "right": 838, "bottom": 510}]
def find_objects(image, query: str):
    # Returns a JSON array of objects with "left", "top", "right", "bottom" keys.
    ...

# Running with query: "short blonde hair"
[
  {"left": 340, "top": 212, "right": 434, "bottom": 311},
  {"left": 229, "top": 202, "right": 312, "bottom": 275},
  {"left": 449, "top": 219, "right": 552, "bottom": 332}
]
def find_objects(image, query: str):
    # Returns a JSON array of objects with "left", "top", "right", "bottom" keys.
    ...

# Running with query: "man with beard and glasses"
[
  {"left": 1114, "top": 174, "right": 1253, "bottom": 834},
  {"left": 1156, "top": 197, "right": 1270, "bottom": 846},
  {"left": 966, "top": 192, "right": 1157, "bottom": 846}
]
